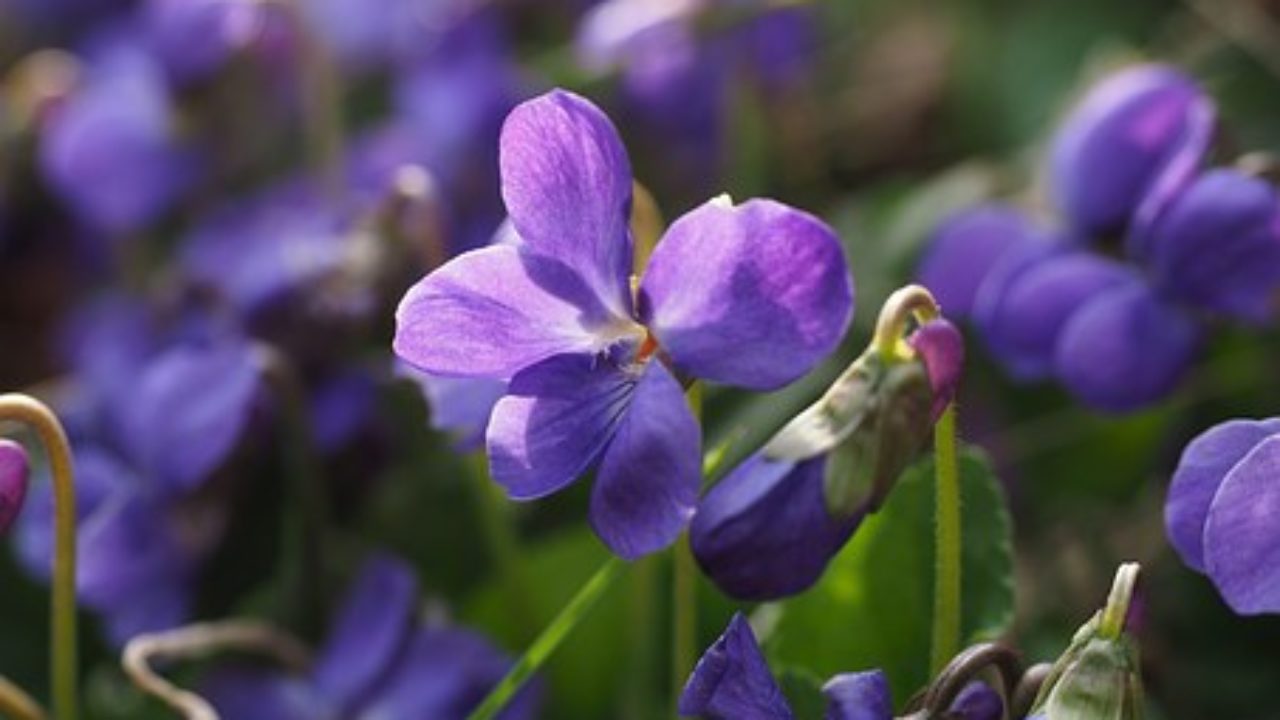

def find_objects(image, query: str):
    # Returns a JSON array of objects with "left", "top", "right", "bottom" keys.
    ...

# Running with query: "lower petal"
[
  {"left": 487, "top": 354, "right": 637, "bottom": 500},
  {"left": 679, "top": 614, "right": 794, "bottom": 720},
  {"left": 1054, "top": 280, "right": 1200, "bottom": 413},
  {"left": 589, "top": 360, "right": 699, "bottom": 559},
  {"left": 1165, "top": 419, "right": 1280, "bottom": 572},
  {"left": 822, "top": 670, "right": 893, "bottom": 720},
  {"left": 1204, "top": 435, "right": 1280, "bottom": 614},
  {"left": 203, "top": 669, "right": 323, "bottom": 720}
]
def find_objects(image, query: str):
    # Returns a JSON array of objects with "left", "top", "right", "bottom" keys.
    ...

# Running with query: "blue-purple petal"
[
  {"left": 1203, "top": 435, "right": 1280, "bottom": 614},
  {"left": 679, "top": 613, "right": 794, "bottom": 720},
  {"left": 361, "top": 627, "right": 539, "bottom": 720},
  {"left": 486, "top": 354, "right": 637, "bottom": 500},
  {"left": 311, "top": 553, "right": 419, "bottom": 712},
  {"left": 949, "top": 681, "right": 1004, "bottom": 720},
  {"left": 203, "top": 669, "right": 323, "bottom": 720},
  {"left": 499, "top": 90, "right": 635, "bottom": 319},
  {"left": 1054, "top": 279, "right": 1200, "bottom": 413},
  {"left": 821, "top": 670, "right": 893, "bottom": 720},
  {"left": 1165, "top": 419, "right": 1280, "bottom": 572},
  {"left": 641, "top": 198, "right": 853, "bottom": 390},
  {"left": 1050, "top": 64, "right": 1214, "bottom": 236},
  {"left": 1147, "top": 169, "right": 1280, "bottom": 322},
  {"left": 101, "top": 579, "right": 191, "bottom": 647},
  {"left": 589, "top": 360, "right": 699, "bottom": 559},
  {"left": 916, "top": 205, "right": 1043, "bottom": 319},
  {"left": 690, "top": 454, "right": 863, "bottom": 601},
  {"left": 981, "top": 252, "right": 1132, "bottom": 380},
  {"left": 394, "top": 244, "right": 639, "bottom": 379}
]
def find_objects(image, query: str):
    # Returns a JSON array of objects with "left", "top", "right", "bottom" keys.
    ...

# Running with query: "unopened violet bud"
[
  {"left": 1165, "top": 417, "right": 1280, "bottom": 614},
  {"left": 917, "top": 205, "right": 1045, "bottom": 319},
  {"left": 1146, "top": 169, "right": 1280, "bottom": 323},
  {"left": 0, "top": 440, "right": 30, "bottom": 534},
  {"left": 907, "top": 317, "right": 964, "bottom": 422},
  {"left": 678, "top": 613, "right": 794, "bottom": 720},
  {"left": 1050, "top": 64, "right": 1215, "bottom": 237},
  {"left": 1030, "top": 563, "right": 1145, "bottom": 720}
]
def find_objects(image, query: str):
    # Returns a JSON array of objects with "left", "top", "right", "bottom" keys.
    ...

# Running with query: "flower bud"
[
  {"left": 1031, "top": 564, "right": 1145, "bottom": 720},
  {"left": 0, "top": 439, "right": 30, "bottom": 534}
]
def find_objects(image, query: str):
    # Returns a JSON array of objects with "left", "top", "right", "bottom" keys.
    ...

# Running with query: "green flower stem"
[
  {"left": 465, "top": 452, "right": 535, "bottom": 642},
  {"left": 256, "top": 346, "right": 328, "bottom": 640},
  {"left": 624, "top": 556, "right": 659, "bottom": 720},
  {"left": 467, "top": 557, "right": 628, "bottom": 720},
  {"left": 672, "top": 383, "right": 704, "bottom": 709},
  {"left": 1100, "top": 563, "right": 1141, "bottom": 640},
  {"left": 0, "top": 674, "right": 46, "bottom": 720},
  {"left": 0, "top": 394, "right": 78, "bottom": 720},
  {"left": 930, "top": 403, "right": 962, "bottom": 674}
]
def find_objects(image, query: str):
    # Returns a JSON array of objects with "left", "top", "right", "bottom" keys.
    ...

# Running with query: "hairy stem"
[
  {"left": 672, "top": 382, "right": 703, "bottom": 709},
  {"left": 0, "top": 394, "right": 78, "bottom": 720},
  {"left": 466, "top": 557, "right": 627, "bottom": 720},
  {"left": 930, "top": 403, "right": 962, "bottom": 674}
]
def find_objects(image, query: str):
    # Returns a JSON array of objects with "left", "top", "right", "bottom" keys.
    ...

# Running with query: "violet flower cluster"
[
  {"left": 679, "top": 614, "right": 1001, "bottom": 720},
  {"left": 918, "top": 64, "right": 1280, "bottom": 413},
  {"left": 395, "top": 88, "right": 853, "bottom": 559}
]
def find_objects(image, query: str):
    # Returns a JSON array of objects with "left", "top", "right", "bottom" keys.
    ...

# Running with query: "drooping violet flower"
[
  {"left": 203, "top": 553, "right": 539, "bottom": 720},
  {"left": 0, "top": 439, "right": 30, "bottom": 534},
  {"left": 1166, "top": 418, "right": 1280, "bottom": 615},
  {"left": 38, "top": 38, "right": 197, "bottom": 235},
  {"left": 1049, "top": 64, "right": 1215, "bottom": 238},
  {"left": 691, "top": 310, "right": 961, "bottom": 601},
  {"left": 394, "top": 89, "right": 852, "bottom": 559},
  {"left": 1145, "top": 169, "right": 1280, "bottom": 323},
  {"left": 678, "top": 614, "right": 1002, "bottom": 720}
]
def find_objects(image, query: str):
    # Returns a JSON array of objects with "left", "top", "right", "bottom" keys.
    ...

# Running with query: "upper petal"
[
  {"left": 312, "top": 553, "right": 419, "bottom": 712},
  {"left": 486, "top": 354, "right": 638, "bottom": 500},
  {"left": 821, "top": 670, "right": 892, "bottom": 720},
  {"left": 690, "top": 454, "right": 863, "bottom": 601},
  {"left": 1165, "top": 418, "right": 1280, "bottom": 572},
  {"left": 916, "top": 205, "right": 1044, "bottom": 318},
  {"left": 1203, "top": 435, "right": 1280, "bottom": 614},
  {"left": 1146, "top": 169, "right": 1280, "bottom": 322},
  {"left": 1054, "top": 279, "right": 1200, "bottom": 413},
  {"left": 394, "top": 245, "right": 637, "bottom": 379},
  {"left": 641, "top": 198, "right": 853, "bottom": 390},
  {"left": 1050, "top": 64, "right": 1214, "bottom": 236},
  {"left": 678, "top": 613, "right": 794, "bottom": 720},
  {"left": 589, "top": 359, "right": 699, "bottom": 559},
  {"left": 499, "top": 89, "right": 634, "bottom": 318}
]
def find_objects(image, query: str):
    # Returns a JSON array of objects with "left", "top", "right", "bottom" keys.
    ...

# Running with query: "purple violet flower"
[
  {"left": 203, "top": 553, "right": 539, "bottom": 719},
  {"left": 38, "top": 38, "right": 197, "bottom": 234},
  {"left": 142, "top": 0, "right": 262, "bottom": 84},
  {"left": 1166, "top": 417, "right": 1280, "bottom": 615},
  {"left": 917, "top": 205, "right": 1047, "bottom": 319},
  {"left": 1049, "top": 64, "right": 1215, "bottom": 238},
  {"left": 393, "top": 89, "right": 853, "bottom": 559},
  {"left": 679, "top": 614, "right": 1002, "bottom": 720},
  {"left": 0, "top": 439, "right": 30, "bottom": 534}
]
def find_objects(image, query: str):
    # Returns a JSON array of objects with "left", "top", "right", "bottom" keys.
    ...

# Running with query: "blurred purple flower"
[
  {"left": 38, "top": 38, "right": 197, "bottom": 234},
  {"left": 394, "top": 89, "right": 852, "bottom": 558},
  {"left": 1166, "top": 418, "right": 1280, "bottom": 615},
  {"left": 1146, "top": 169, "right": 1280, "bottom": 323},
  {"left": 917, "top": 205, "right": 1047, "bottom": 319},
  {"left": 401, "top": 365, "right": 506, "bottom": 453},
  {"left": 1050, "top": 64, "right": 1215, "bottom": 237},
  {"left": 0, "top": 439, "right": 30, "bottom": 534},
  {"left": 142, "top": 0, "right": 262, "bottom": 83},
  {"left": 204, "top": 553, "right": 538, "bottom": 720},
  {"left": 679, "top": 614, "right": 1002, "bottom": 720}
]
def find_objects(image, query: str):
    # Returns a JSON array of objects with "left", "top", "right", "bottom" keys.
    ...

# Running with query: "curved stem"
[
  {"left": 123, "top": 620, "right": 311, "bottom": 720},
  {"left": 871, "top": 284, "right": 941, "bottom": 362},
  {"left": 0, "top": 675, "right": 47, "bottom": 720},
  {"left": 930, "top": 403, "right": 962, "bottom": 675},
  {"left": 466, "top": 557, "right": 627, "bottom": 720},
  {"left": 672, "top": 382, "right": 703, "bottom": 710},
  {"left": 920, "top": 642, "right": 1022, "bottom": 716},
  {"left": 465, "top": 452, "right": 535, "bottom": 642},
  {"left": 0, "top": 394, "right": 78, "bottom": 720}
]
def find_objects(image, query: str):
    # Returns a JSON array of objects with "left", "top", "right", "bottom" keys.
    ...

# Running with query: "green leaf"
[{"left": 763, "top": 447, "right": 1014, "bottom": 707}]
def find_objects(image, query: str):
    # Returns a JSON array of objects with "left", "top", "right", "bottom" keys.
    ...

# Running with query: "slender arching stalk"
[
  {"left": 0, "top": 393, "right": 78, "bottom": 720},
  {"left": 930, "top": 403, "right": 962, "bottom": 674},
  {"left": 672, "top": 381, "right": 703, "bottom": 710},
  {"left": 0, "top": 675, "right": 46, "bottom": 720}
]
